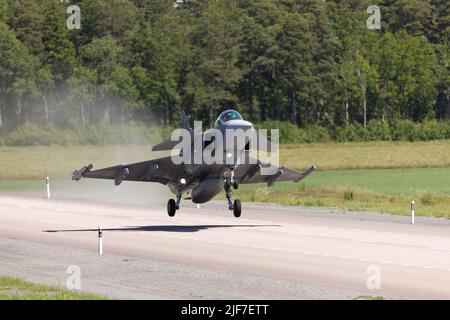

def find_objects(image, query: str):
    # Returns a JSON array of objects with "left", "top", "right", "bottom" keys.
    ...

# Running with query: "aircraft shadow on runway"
[{"left": 43, "top": 224, "right": 281, "bottom": 233}]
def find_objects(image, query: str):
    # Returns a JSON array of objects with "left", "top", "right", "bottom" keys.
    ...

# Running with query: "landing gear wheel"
[
  {"left": 233, "top": 199, "right": 241, "bottom": 218},
  {"left": 167, "top": 199, "right": 176, "bottom": 217}
]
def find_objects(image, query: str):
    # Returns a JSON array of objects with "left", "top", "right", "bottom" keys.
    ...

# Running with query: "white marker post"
[
  {"left": 46, "top": 177, "right": 51, "bottom": 199},
  {"left": 98, "top": 225, "right": 103, "bottom": 256},
  {"left": 410, "top": 201, "right": 415, "bottom": 225}
]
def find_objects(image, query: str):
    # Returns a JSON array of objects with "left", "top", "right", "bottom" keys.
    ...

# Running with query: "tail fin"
[{"left": 180, "top": 110, "right": 191, "bottom": 130}]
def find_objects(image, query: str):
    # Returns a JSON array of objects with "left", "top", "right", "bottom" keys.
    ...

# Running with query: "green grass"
[
  {"left": 0, "top": 180, "right": 74, "bottom": 193},
  {"left": 3, "top": 167, "right": 448, "bottom": 218},
  {"left": 0, "top": 145, "right": 164, "bottom": 180},
  {"left": 247, "top": 168, "right": 450, "bottom": 196},
  {"left": 232, "top": 167, "right": 450, "bottom": 219},
  {"left": 234, "top": 185, "right": 450, "bottom": 218},
  {"left": 0, "top": 276, "right": 106, "bottom": 300},
  {"left": 281, "top": 140, "right": 450, "bottom": 170},
  {"left": 354, "top": 295, "right": 385, "bottom": 300},
  {"left": 2, "top": 140, "right": 450, "bottom": 180}
]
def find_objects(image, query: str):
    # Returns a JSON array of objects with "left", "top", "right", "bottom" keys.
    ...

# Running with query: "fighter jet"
[{"left": 72, "top": 110, "right": 316, "bottom": 217}]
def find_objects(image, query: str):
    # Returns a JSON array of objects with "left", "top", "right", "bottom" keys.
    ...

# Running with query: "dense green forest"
[{"left": 0, "top": 0, "right": 448, "bottom": 144}]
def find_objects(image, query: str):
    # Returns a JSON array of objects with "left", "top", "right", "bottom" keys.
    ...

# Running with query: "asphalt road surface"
[{"left": 0, "top": 195, "right": 449, "bottom": 299}]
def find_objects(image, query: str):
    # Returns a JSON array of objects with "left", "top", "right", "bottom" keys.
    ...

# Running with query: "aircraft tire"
[
  {"left": 167, "top": 199, "right": 177, "bottom": 217},
  {"left": 233, "top": 199, "right": 241, "bottom": 218}
]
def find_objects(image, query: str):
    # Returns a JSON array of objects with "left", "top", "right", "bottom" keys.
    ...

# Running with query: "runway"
[{"left": 0, "top": 195, "right": 449, "bottom": 299}]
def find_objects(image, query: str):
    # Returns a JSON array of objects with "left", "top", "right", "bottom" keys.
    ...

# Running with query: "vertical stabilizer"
[{"left": 180, "top": 110, "right": 191, "bottom": 130}]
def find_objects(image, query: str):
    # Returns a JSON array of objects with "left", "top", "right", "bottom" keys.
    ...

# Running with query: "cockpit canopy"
[{"left": 215, "top": 110, "right": 243, "bottom": 126}]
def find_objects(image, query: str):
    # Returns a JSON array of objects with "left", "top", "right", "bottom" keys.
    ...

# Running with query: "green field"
[
  {"left": 260, "top": 168, "right": 450, "bottom": 196},
  {"left": 234, "top": 167, "right": 450, "bottom": 218},
  {"left": 2, "top": 140, "right": 450, "bottom": 180},
  {"left": 3, "top": 167, "right": 450, "bottom": 196},
  {"left": 1, "top": 142, "right": 450, "bottom": 218},
  {"left": 280, "top": 140, "right": 450, "bottom": 170},
  {"left": 1, "top": 167, "right": 449, "bottom": 218},
  {"left": 0, "top": 276, "right": 105, "bottom": 300}
]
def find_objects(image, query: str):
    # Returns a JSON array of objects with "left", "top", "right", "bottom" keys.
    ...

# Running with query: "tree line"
[{"left": 0, "top": 0, "right": 448, "bottom": 135}]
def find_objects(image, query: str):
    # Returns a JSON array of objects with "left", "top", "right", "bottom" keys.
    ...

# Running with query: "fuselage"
[{"left": 171, "top": 110, "right": 254, "bottom": 203}]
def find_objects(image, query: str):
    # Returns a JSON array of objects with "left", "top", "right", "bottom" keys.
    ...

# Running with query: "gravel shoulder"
[{"left": 0, "top": 237, "right": 367, "bottom": 300}]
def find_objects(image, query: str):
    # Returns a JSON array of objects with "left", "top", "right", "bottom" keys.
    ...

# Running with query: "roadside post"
[
  {"left": 410, "top": 201, "right": 415, "bottom": 225},
  {"left": 98, "top": 225, "right": 103, "bottom": 255},
  {"left": 46, "top": 177, "right": 51, "bottom": 199}
]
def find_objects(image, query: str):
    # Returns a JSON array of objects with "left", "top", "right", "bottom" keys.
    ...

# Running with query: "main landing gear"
[
  {"left": 167, "top": 192, "right": 182, "bottom": 217},
  {"left": 225, "top": 182, "right": 241, "bottom": 218}
]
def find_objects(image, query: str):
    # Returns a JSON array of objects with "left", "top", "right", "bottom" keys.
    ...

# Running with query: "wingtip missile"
[
  {"left": 71, "top": 164, "right": 93, "bottom": 181},
  {"left": 294, "top": 165, "right": 316, "bottom": 183}
]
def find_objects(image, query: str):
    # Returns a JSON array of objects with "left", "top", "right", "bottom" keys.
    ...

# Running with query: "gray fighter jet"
[{"left": 72, "top": 110, "right": 316, "bottom": 217}]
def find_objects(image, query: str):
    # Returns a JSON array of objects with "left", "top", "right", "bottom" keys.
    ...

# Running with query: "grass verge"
[
  {"left": 228, "top": 167, "right": 450, "bottom": 219},
  {"left": 0, "top": 276, "right": 106, "bottom": 300},
  {"left": 354, "top": 295, "right": 385, "bottom": 300},
  {"left": 233, "top": 185, "right": 450, "bottom": 219}
]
